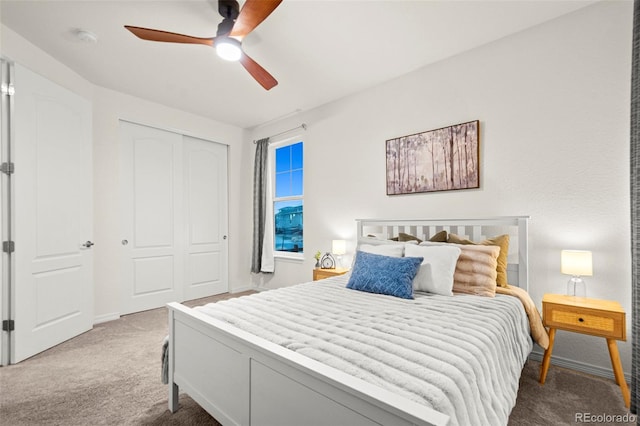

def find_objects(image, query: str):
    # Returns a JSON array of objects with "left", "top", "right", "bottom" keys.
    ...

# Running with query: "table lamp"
[
  {"left": 332, "top": 240, "right": 346, "bottom": 268},
  {"left": 561, "top": 250, "right": 592, "bottom": 297}
]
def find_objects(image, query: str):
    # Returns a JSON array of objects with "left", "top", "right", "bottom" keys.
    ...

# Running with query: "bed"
[{"left": 166, "top": 216, "right": 543, "bottom": 426}]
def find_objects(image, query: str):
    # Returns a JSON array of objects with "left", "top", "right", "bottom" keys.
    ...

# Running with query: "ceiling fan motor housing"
[
  {"left": 218, "top": 0, "right": 240, "bottom": 20},
  {"left": 217, "top": 18, "right": 235, "bottom": 36},
  {"left": 217, "top": 0, "right": 239, "bottom": 36}
]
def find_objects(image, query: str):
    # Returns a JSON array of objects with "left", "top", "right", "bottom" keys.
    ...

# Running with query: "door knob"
[
  {"left": 122, "top": 239, "right": 128, "bottom": 245},
  {"left": 82, "top": 241, "right": 94, "bottom": 248}
]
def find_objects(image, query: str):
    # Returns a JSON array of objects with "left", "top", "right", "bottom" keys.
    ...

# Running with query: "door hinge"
[
  {"left": 0, "top": 162, "right": 14, "bottom": 175},
  {"left": 2, "top": 320, "right": 14, "bottom": 332},
  {"left": 2, "top": 241, "right": 15, "bottom": 253},
  {"left": 0, "top": 83, "right": 15, "bottom": 96}
]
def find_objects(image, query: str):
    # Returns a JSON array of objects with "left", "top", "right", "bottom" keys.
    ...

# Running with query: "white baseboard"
[
  {"left": 529, "top": 349, "right": 631, "bottom": 382},
  {"left": 230, "top": 285, "right": 253, "bottom": 294},
  {"left": 93, "top": 312, "right": 120, "bottom": 325}
]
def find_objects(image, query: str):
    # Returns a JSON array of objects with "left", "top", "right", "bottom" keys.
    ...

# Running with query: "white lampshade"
[
  {"left": 332, "top": 240, "right": 346, "bottom": 256},
  {"left": 561, "top": 250, "right": 593, "bottom": 276}
]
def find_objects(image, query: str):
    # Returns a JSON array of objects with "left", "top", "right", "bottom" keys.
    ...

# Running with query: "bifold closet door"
[{"left": 120, "top": 122, "right": 228, "bottom": 315}]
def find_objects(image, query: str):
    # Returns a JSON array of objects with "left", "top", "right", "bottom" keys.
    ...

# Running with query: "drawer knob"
[{"left": 578, "top": 317, "right": 584, "bottom": 322}]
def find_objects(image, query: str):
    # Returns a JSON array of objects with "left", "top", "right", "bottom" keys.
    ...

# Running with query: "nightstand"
[
  {"left": 539, "top": 294, "right": 629, "bottom": 408},
  {"left": 313, "top": 267, "right": 349, "bottom": 281}
]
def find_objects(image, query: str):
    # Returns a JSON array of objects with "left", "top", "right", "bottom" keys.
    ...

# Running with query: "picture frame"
[{"left": 386, "top": 120, "right": 480, "bottom": 195}]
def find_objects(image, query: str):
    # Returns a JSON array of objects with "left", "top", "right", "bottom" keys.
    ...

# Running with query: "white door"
[
  {"left": 11, "top": 63, "right": 93, "bottom": 363},
  {"left": 183, "top": 136, "right": 228, "bottom": 300},
  {"left": 1, "top": 59, "right": 11, "bottom": 366},
  {"left": 120, "top": 123, "right": 228, "bottom": 314},
  {"left": 120, "top": 121, "right": 183, "bottom": 314}
]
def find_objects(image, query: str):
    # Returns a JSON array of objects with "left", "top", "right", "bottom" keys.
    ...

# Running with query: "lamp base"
[{"left": 566, "top": 276, "right": 586, "bottom": 297}]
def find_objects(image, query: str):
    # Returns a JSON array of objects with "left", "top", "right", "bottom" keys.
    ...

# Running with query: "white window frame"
[{"left": 270, "top": 135, "right": 304, "bottom": 260}]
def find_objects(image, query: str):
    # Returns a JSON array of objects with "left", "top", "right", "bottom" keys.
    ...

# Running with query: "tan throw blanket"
[{"left": 496, "top": 285, "right": 549, "bottom": 349}]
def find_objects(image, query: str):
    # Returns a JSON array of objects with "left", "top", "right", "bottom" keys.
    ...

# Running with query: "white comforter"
[{"left": 195, "top": 275, "right": 533, "bottom": 426}]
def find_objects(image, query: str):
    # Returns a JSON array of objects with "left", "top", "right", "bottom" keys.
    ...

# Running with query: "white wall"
[
  {"left": 249, "top": 1, "right": 634, "bottom": 378},
  {"left": 1, "top": 25, "right": 252, "bottom": 323}
]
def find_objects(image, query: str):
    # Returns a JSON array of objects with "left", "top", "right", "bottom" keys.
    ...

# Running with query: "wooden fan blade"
[
  {"left": 125, "top": 25, "right": 215, "bottom": 46},
  {"left": 229, "top": 0, "right": 282, "bottom": 40},
  {"left": 239, "top": 52, "right": 278, "bottom": 90}
]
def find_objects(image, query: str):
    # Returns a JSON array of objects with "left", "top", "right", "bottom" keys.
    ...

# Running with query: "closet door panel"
[
  {"left": 120, "top": 121, "right": 183, "bottom": 314},
  {"left": 183, "top": 136, "right": 228, "bottom": 301}
]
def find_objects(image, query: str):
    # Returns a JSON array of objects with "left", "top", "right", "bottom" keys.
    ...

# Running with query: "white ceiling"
[{"left": 1, "top": 0, "right": 596, "bottom": 129}]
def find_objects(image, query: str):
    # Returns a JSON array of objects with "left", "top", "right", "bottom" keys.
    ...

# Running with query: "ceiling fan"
[{"left": 125, "top": 0, "right": 282, "bottom": 90}]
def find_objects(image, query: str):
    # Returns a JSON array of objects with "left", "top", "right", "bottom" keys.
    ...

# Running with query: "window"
[{"left": 273, "top": 140, "right": 303, "bottom": 254}]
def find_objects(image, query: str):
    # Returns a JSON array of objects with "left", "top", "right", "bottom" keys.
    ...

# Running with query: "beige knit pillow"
[
  {"left": 448, "top": 234, "right": 510, "bottom": 288},
  {"left": 450, "top": 243, "right": 501, "bottom": 297}
]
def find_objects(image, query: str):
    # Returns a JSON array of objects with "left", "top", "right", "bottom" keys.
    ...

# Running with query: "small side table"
[
  {"left": 539, "top": 294, "right": 629, "bottom": 408},
  {"left": 313, "top": 267, "right": 349, "bottom": 281}
]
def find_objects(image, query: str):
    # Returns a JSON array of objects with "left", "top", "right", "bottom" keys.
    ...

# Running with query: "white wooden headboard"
[{"left": 355, "top": 216, "right": 530, "bottom": 291}]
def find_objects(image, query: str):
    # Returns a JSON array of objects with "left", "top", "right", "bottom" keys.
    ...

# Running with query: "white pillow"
[
  {"left": 404, "top": 244, "right": 461, "bottom": 296},
  {"left": 419, "top": 241, "right": 445, "bottom": 246},
  {"left": 358, "top": 243, "right": 404, "bottom": 257}
]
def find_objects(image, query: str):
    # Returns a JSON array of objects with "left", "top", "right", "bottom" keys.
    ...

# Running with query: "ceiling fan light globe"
[{"left": 215, "top": 38, "right": 242, "bottom": 61}]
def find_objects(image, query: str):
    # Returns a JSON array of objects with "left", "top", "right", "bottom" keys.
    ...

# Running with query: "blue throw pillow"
[{"left": 346, "top": 251, "right": 423, "bottom": 299}]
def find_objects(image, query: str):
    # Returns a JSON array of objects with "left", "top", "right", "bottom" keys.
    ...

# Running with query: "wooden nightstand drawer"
[
  {"left": 545, "top": 305, "right": 624, "bottom": 339},
  {"left": 542, "top": 295, "right": 626, "bottom": 340}
]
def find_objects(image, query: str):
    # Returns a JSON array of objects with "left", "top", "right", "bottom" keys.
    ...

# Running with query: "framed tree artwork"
[{"left": 386, "top": 120, "right": 480, "bottom": 195}]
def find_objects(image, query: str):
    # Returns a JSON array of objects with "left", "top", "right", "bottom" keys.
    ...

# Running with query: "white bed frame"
[{"left": 167, "top": 216, "right": 530, "bottom": 426}]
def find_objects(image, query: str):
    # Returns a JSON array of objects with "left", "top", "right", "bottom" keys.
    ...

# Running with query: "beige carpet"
[{"left": 0, "top": 292, "right": 632, "bottom": 426}]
